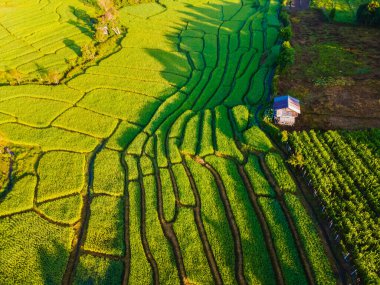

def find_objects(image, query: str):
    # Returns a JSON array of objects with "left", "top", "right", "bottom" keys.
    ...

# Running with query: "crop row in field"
[{"left": 289, "top": 129, "right": 380, "bottom": 282}]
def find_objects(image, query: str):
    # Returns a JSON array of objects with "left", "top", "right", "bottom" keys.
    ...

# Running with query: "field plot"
[
  {"left": 290, "top": 129, "right": 380, "bottom": 283},
  {"left": 0, "top": 0, "right": 339, "bottom": 284}
]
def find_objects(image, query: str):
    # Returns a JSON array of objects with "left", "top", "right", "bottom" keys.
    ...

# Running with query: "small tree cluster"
[
  {"left": 357, "top": 0, "right": 380, "bottom": 26},
  {"left": 277, "top": 41, "right": 295, "bottom": 72},
  {"left": 94, "top": 0, "right": 121, "bottom": 42}
]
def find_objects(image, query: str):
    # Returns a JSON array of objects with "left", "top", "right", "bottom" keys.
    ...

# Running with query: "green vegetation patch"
[
  {"left": 38, "top": 194, "right": 83, "bottom": 225},
  {"left": 243, "top": 125, "right": 273, "bottom": 153},
  {"left": 0, "top": 212, "right": 73, "bottom": 284},
  {"left": 284, "top": 194, "right": 336, "bottom": 285},
  {"left": 84, "top": 196, "right": 125, "bottom": 256},
  {"left": 244, "top": 155, "right": 275, "bottom": 196},
  {"left": 53, "top": 107, "right": 119, "bottom": 138},
  {"left": 0, "top": 123, "right": 99, "bottom": 152},
  {"left": 93, "top": 149, "right": 124, "bottom": 196},
  {"left": 37, "top": 151, "right": 85, "bottom": 202},
  {"left": 74, "top": 254, "right": 123, "bottom": 285},
  {"left": 0, "top": 175, "right": 36, "bottom": 216},
  {"left": 265, "top": 152, "right": 297, "bottom": 193},
  {"left": 0, "top": 97, "right": 70, "bottom": 127},
  {"left": 258, "top": 198, "right": 307, "bottom": 284},
  {"left": 78, "top": 89, "right": 161, "bottom": 125}
]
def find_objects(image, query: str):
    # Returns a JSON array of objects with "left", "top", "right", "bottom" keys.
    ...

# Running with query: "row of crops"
[
  {"left": 0, "top": 0, "right": 341, "bottom": 283},
  {"left": 289, "top": 129, "right": 380, "bottom": 283},
  {"left": 311, "top": 0, "right": 370, "bottom": 22}
]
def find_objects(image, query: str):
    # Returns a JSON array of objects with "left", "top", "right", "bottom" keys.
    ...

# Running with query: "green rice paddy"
[{"left": 0, "top": 0, "right": 337, "bottom": 284}]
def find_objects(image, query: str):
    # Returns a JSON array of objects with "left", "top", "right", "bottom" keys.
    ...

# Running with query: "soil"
[{"left": 278, "top": 9, "right": 380, "bottom": 130}]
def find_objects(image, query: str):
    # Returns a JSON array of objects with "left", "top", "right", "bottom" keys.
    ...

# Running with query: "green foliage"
[
  {"left": 289, "top": 130, "right": 380, "bottom": 282},
  {"left": 277, "top": 41, "right": 295, "bottom": 72},
  {"left": 280, "top": 26, "right": 292, "bottom": 41},
  {"left": 258, "top": 198, "right": 307, "bottom": 284},
  {"left": 128, "top": 181, "right": 153, "bottom": 284},
  {"left": 207, "top": 157, "right": 276, "bottom": 284},
  {"left": 265, "top": 152, "right": 297, "bottom": 193},
  {"left": 93, "top": 149, "right": 124, "bottom": 196},
  {"left": 0, "top": 175, "right": 36, "bottom": 216},
  {"left": 0, "top": 212, "right": 73, "bottom": 284},
  {"left": 185, "top": 158, "right": 235, "bottom": 284},
  {"left": 143, "top": 175, "right": 179, "bottom": 284},
  {"left": 159, "top": 168, "right": 176, "bottom": 222},
  {"left": 84, "top": 195, "right": 125, "bottom": 255},
  {"left": 38, "top": 194, "right": 83, "bottom": 225},
  {"left": 231, "top": 105, "right": 250, "bottom": 132},
  {"left": 357, "top": 1, "right": 380, "bottom": 26},
  {"left": 242, "top": 125, "right": 273, "bottom": 153},
  {"left": 244, "top": 155, "right": 275, "bottom": 196},
  {"left": 37, "top": 151, "right": 86, "bottom": 202},
  {"left": 284, "top": 194, "right": 336, "bottom": 285},
  {"left": 172, "top": 164, "right": 195, "bottom": 206},
  {"left": 74, "top": 254, "right": 123, "bottom": 284}
]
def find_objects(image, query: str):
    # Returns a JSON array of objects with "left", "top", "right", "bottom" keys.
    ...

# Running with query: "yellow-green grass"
[
  {"left": 173, "top": 208, "right": 214, "bottom": 284},
  {"left": 0, "top": 123, "right": 99, "bottom": 152},
  {"left": 181, "top": 113, "right": 200, "bottom": 155},
  {"left": 53, "top": 107, "right": 119, "bottom": 138},
  {"left": 143, "top": 175, "right": 179, "bottom": 284},
  {"left": 215, "top": 105, "right": 244, "bottom": 162},
  {"left": 159, "top": 167, "right": 176, "bottom": 222},
  {"left": 78, "top": 89, "right": 161, "bottom": 125},
  {"left": 0, "top": 212, "right": 73, "bottom": 284},
  {"left": 37, "top": 151, "right": 86, "bottom": 202},
  {"left": 258, "top": 198, "right": 308, "bottom": 285},
  {"left": 186, "top": 157, "right": 236, "bottom": 285},
  {"left": 0, "top": 85, "right": 83, "bottom": 104},
  {"left": 0, "top": 97, "right": 71, "bottom": 127},
  {"left": 93, "top": 149, "right": 124, "bottom": 196},
  {"left": 171, "top": 163, "right": 195, "bottom": 206},
  {"left": 284, "top": 194, "right": 336, "bottom": 285},
  {"left": 231, "top": 105, "right": 250, "bottom": 132},
  {"left": 198, "top": 109, "right": 214, "bottom": 157},
  {"left": 84, "top": 196, "right": 125, "bottom": 256},
  {"left": 206, "top": 156, "right": 276, "bottom": 284},
  {"left": 106, "top": 121, "right": 141, "bottom": 151},
  {"left": 125, "top": 155, "right": 139, "bottom": 181},
  {"left": 0, "top": 0, "right": 96, "bottom": 75},
  {"left": 0, "top": 175, "right": 36, "bottom": 216},
  {"left": 38, "top": 194, "right": 83, "bottom": 225},
  {"left": 245, "top": 155, "right": 275, "bottom": 196},
  {"left": 73, "top": 254, "right": 123, "bottom": 285},
  {"left": 128, "top": 181, "right": 153, "bottom": 284},
  {"left": 265, "top": 152, "right": 297, "bottom": 193},
  {"left": 243, "top": 125, "right": 273, "bottom": 153}
]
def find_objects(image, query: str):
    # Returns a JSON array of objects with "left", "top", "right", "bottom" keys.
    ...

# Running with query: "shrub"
[
  {"left": 357, "top": 1, "right": 380, "bottom": 26},
  {"left": 280, "top": 26, "right": 292, "bottom": 41},
  {"left": 277, "top": 41, "right": 295, "bottom": 71}
]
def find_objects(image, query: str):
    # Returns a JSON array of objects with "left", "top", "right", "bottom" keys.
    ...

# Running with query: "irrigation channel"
[{"left": 0, "top": 0, "right": 344, "bottom": 284}]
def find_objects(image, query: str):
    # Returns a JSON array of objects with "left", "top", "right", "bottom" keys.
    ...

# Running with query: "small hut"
[{"left": 273, "top": 95, "right": 301, "bottom": 126}]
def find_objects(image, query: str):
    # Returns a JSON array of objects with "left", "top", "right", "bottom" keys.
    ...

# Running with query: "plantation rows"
[
  {"left": 289, "top": 129, "right": 380, "bottom": 283},
  {"left": 0, "top": 0, "right": 337, "bottom": 283}
]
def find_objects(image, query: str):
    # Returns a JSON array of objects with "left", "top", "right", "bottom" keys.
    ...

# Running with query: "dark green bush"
[
  {"left": 277, "top": 41, "right": 295, "bottom": 71},
  {"left": 357, "top": 1, "right": 380, "bottom": 26},
  {"left": 280, "top": 26, "right": 292, "bottom": 41}
]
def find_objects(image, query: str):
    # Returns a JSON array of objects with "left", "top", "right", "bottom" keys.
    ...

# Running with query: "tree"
[
  {"left": 287, "top": 151, "right": 304, "bottom": 168},
  {"left": 357, "top": 1, "right": 380, "bottom": 26},
  {"left": 277, "top": 41, "right": 295, "bottom": 72}
]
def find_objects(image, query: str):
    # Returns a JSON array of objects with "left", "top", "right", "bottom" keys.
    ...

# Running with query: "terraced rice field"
[{"left": 0, "top": 0, "right": 338, "bottom": 284}]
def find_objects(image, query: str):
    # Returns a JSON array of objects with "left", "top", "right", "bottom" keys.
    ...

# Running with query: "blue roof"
[{"left": 273, "top": 95, "right": 301, "bottom": 114}]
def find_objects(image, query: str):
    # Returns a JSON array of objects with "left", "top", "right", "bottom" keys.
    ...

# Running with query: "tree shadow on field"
[
  {"left": 63, "top": 38, "right": 82, "bottom": 56},
  {"left": 38, "top": 240, "right": 69, "bottom": 284},
  {"left": 68, "top": 6, "right": 97, "bottom": 38}
]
